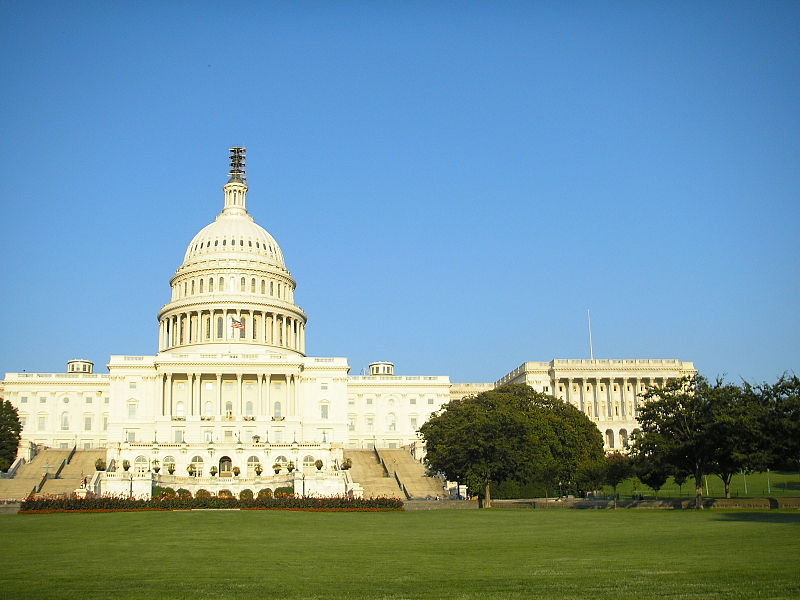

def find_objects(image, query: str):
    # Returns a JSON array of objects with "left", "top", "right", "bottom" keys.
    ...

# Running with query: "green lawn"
[
  {"left": 601, "top": 470, "right": 800, "bottom": 499},
  {"left": 1, "top": 510, "right": 798, "bottom": 600}
]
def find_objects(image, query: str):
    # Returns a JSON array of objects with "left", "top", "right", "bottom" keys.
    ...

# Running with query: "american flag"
[{"left": 231, "top": 318, "right": 245, "bottom": 330}]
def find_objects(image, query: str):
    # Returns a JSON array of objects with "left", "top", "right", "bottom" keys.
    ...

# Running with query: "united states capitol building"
[{"left": 0, "top": 149, "right": 695, "bottom": 499}]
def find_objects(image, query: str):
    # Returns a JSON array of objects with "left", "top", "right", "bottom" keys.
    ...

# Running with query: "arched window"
[
  {"left": 274, "top": 455, "right": 288, "bottom": 467},
  {"left": 205, "top": 316, "right": 211, "bottom": 339},
  {"left": 251, "top": 278, "right": 256, "bottom": 293},
  {"left": 247, "top": 455, "right": 261, "bottom": 476},
  {"left": 245, "top": 401, "right": 254, "bottom": 417},
  {"left": 239, "top": 317, "right": 246, "bottom": 339},
  {"left": 387, "top": 413, "right": 396, "bottom": 432},
  {"left": 619, "top": 429, "right": 629, "bottom": 448},
  {"left": 261, "top": 280, "right": 265, "bottom": 294},
  {"left": 303, "top": 455, "right": 315, "bottom": 469},
  {"left": 273, "top": 401, "right": 282, "bottom": 419},
  {"left": 163, "top": 456, "right": 176, "bottom": 472},
  {"left": 61, "top": 412, "right": 70, "bottom": 431},
  {"left": 209, "top": 277, "right": 214, "bottom": 292},
  {"left": 219, "top": 277, "right": 225, "bottom": 291},
  {"left": 225, "top": 401, "right": 233, "bottom": 419},
  {"left": 134, "top": 455, "right": 148, "bottom": 473},
  {"left": 190, "top": 455, "right": 204, "bottom": 477},
  {"left": 240, "top": 277, "right": 246, "bottom": 292},
  {"left": 217, "top": 317, "right": 223, "bottom": 338},
  {"left": 199, "top": 279, "right": 204, "bottom": 293},
  {"left": 176, "top": 401, "right": 185, "bottom": 419},
  {"left": 204, "top": 401, "right": 212, "bottom": 416},
  {"left": 605, "top": 429, "right": 615, "bottom": 448},
  {"left": 270, "top": 281, "right": 274, "bottom": 296},
  {"left": 191, "top": 280, "right": 195, "bottom": 294}
]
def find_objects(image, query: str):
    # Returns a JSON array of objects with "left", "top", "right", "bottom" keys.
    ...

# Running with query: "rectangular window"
[
  {"left": 427, "top": 398, "right": 434, "bottom": 405},
  {"left": 128, "top": 404, "right": 136, "bottom": 419},
  {"left": 321, "top": 405, "right": 329, "bottom": 420},
  {"left": 20, "top": 416, "right": 27, "bottom": 428},
  {"left": 543, "top": 386, "right": 549, "bottom": 392},
  {"left": 410, "top": 417, "right": 418, "bottom": 429},
  {"left": 274, "top": 429, "right": 283, "bottom": 443},
  {"left": 224, "top": 430, "right": 233, "bottom": 441},
  {"left": 104, "top": 397, "right": 110, "bottom": 404},
  {"left": 205, "top": 382, "right": 213, "bottom": 390},
  {"left": 126, "top": 431, "right": 136, "bottom": 443},
  {"left": 103, "top": 416, "right": 108, "bottom": 431},
  {"left": 174, "top": 429, "right": 184, "bottom": 443},
  {"left": 321, "top": 383, "right": 328, "bottom": 391},
  {"left": 347, "top": 418, "right": 355, "bottom": 431},
  {"left": 39, "top": 397, "right": 47, "bottom": 404},
  {"left": 366, "top": 398, "right": 373, "bottom": 405},
  {"left": 38, "top": 416, "right": 47, "bottom": 431},
  {"left": 410, "top": 398, "right": 416, "bottom": 405},
  {"left": 20, "top": 396, "right": 28, "bottom": 403},
  {"left": 129, "top": 382, "right": 137, "bottom": 390},
  {"left": 84, "top": 416, "right": 92, "bottom": 431},
  {"left": 85, "top": 396, "right": 92, "bottom": 404},
  {"left": 366, "top": 416, "right": 374, "bottom": 431}
]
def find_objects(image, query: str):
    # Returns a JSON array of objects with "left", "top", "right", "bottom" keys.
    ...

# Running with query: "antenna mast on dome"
[{"left": 228, "top": 147, "right": 246, "bottom": 181}]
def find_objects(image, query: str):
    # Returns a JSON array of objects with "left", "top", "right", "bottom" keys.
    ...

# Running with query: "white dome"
[{"left": 183, "top": 211, "right": 286, "bottom": 268}]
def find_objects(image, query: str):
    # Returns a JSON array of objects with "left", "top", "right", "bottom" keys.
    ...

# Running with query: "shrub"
[
  {"left": 152, "top": 486, "right": 176, "bottom": 499},
  {"left": 240, "top": 489, "right": 254, "bottom": 500},
  {"left": 122, "top": 460, "right": 131, "bottom": 471},
  {"left": 195, "top": 489, "right": 211, "bottom": 499},
  {"left": 218, "top": 489, "right": 233, "bottom": 498},
  {"left": 274, "top": 486, "right": 294, "bottom": 497},
  {"left": 94, "top": 458, "right": 106, "bottom": 471},
  {"left": 315, "top": 459, "right": 324, "bottom": 470},
  {"left": 0, "top": 458, "right": 11, "bottom": 472},
  {"left": 176, "top": 488, "right": 192, "bottom": 499},
  {"left": 257, "top": 488, "right": 273, "bottom": 500}
]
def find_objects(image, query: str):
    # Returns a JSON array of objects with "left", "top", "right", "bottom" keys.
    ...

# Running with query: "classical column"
[
  {"left": 168, "top": 374, "right": 174, "bottom": 418},
  {"left": 237, "top": 373, "right": 243, "bottom": 416},
  {"left": 216, "top": 373, "right": 223, "bottom": 416},
  {"left": 578, "top": 379, "right": 585, "bottom": 413},
  {"left": 607, "top": 378, "right": 614, "bottom": 420},
  {"left": 188, "top": 374, "right": 195, "bottom": 416},
  {"left": 258, "top": 374, "right": 264, "bottom": 416}
]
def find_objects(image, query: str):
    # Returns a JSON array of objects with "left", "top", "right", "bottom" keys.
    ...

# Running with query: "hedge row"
[{"left": 20, "top": 494, "right": 404, "bottom": 512}]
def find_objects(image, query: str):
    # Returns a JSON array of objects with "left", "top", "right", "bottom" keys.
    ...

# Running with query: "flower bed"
[{"left": 20, "top": 494, "right": 404, "bottom": 513}]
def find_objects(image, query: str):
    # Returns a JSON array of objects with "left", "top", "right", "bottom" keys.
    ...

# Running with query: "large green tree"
[
  {"left": 753, "top": 374, "right": 800, "bottom": 472},
  {"left": 634, "top": 376, "right": 767, "bottom": 506},
  {"left": 0, "top": 399, "right": 22, "bottom": 471},
  {"left": 419, "top": 384, "right": 603, "bottom": 507},
  {"left": 634, "top": 377, "right": 714, "bottom": 508}
]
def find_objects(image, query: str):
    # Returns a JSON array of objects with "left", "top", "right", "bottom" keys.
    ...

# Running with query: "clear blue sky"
[{"left": 1, "top": 2, "right": 798, "bottom": 384}]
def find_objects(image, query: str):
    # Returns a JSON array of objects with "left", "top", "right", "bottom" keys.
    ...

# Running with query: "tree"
[
  {"left": 753, "top": 374, "right": 800, "bottom": 472},
  {"left": 420, "top": 385, "right": 603, "bottom": 507},
  {"left": 633, "top": 453, "right": 670, "bottom": 498},
  {"left": 0, "top": 399, "right": 22, "bottom": 470},
  {"left": 604, "top": 452, "right": 633, "bottom": 498},
  {"left": 634, "top": 376, "right": 768, "bottom": 506},
  {"left": 705, "top": 381, "right": 767, "bottom": 498},
  {"left": 634, "top": 377, "right": 714, "bottom": 509}
]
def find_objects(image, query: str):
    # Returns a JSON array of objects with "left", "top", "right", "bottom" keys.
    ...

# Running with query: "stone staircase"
[
  {"left": 345, "top": 450, "right": 404, "bottom": 499},
  {"left": 0, "top": 449, "right": 72, "bottom": 501},
  {"left": 378, "top": 448, "right": 447, "bottom": 499},
  {"left": 39, "top": 450, "right": 106, "bottom": 496}
]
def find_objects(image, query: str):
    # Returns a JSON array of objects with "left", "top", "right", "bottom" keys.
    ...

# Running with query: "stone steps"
[
  {"left": 0, "top": 449, "right": 73, "bottom": 500},
  {"left": 378, "top": 448, "right": 446, "bottom": 499},
  {"left": 345, "top": 450, "right": 404, "bottom": 499}
]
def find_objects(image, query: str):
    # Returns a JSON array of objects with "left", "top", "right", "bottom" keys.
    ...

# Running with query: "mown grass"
[
  {"left": 1, "top": 509, "right": 798, "bottom": 600},
  {"left": 600, "top": 470, "right": 800, "bottom": 499}
]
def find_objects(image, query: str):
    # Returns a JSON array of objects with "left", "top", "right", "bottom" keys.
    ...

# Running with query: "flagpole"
[{"left": 587, "top": 309, "right": 595, "bottom": 360}]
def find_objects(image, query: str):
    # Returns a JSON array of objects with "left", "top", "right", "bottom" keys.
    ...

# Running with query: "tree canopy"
[
  {"left": 419, "top": 384, "right": 603, "bottom": 507},
  {"left": 0, "top": 399, "right": 22, "bottom": 471},
  {"left": 633, "top": 376, "right": 770, "bottom": 506}
]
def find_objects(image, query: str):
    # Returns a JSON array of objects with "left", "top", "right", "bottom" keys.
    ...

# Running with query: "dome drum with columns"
[{"left": 157, "top": 149, "right": 306, "bottom": 356}]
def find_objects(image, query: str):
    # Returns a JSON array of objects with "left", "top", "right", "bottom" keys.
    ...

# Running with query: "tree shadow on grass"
[{"left": 713, "top": 512, "right": 800, "bottom": 525}]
